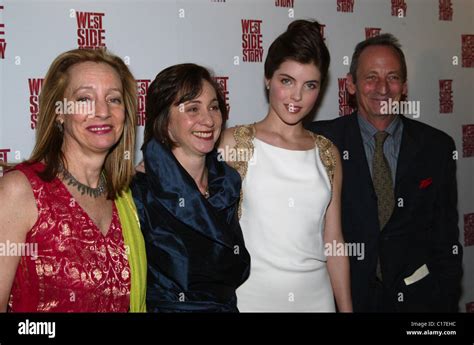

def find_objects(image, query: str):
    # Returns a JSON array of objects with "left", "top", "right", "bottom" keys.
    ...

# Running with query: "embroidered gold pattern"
[
  {"left": 311, "top": 132, "right": 336, "bottom": 190},
  {"left": 231, "top": 125, "right": 256, "bottom": 219}
]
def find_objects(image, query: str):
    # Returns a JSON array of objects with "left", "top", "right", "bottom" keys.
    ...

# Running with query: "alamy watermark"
[
  {"left": 217, "top": 145, "right": 257, "bottom": 165},
  {"left": 55, "top": 98, "right": 95, "bottom": 116},
  {"left": 324, "top": 240, "right": 365, "bottom": 261},
  {"left": 18, "top": 319, "right": 55, "bottom": 339},
  {"left": 380, "top": 98, "right": 420, "bottom": 118},
  {"left": 0, "top": 240, "right": 38, "bottom": 260}
]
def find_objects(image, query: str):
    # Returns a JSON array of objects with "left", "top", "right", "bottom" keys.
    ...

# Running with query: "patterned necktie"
[
  {"left": 373, "top": 131, "right": 394, "bottom": 281},
  {"left": 373, "top": 131, "right": 395, "bottom": 230}
]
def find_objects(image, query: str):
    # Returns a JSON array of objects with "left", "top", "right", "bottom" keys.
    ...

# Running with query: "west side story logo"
[
  {"left": 136, "top": 79, "right": 151, "bottom": 127},
  {"left": 462, "top": 124, "right": 474, "bottom": 158},
  {"left": 462, "top": 34, "right": 474, "bottom": 68},
  {"left": 0, "top": 5, "right": 6, "bottom": 59},
  {"left": 365, "top": 27, "right": 381, "bottom": 39},
  {"left": 391, "top": 0, "right": 407, "bottom": 17},
  {"left": 439, "top": 80, "right": 453, "bottom": 114},
  {"left": 464, "top": 213, "right": 474, "bottom": 247},
  {"left": 241, "top": 19, "right": 263, "bottom": 63},
  {"left": 214, "top": 76, "right": 230, "bottom": 120},
  {"left": 319, "top": 24, "right": 326, "bottom": 41},
  {"left": 0, "top": 148, "right": 11, "bottom": 164},
  {"left": 76, "top": 11, "right": 106, "bottom": 49},
  {"left": 338, "top": 78, "right": 355, "bottom": 116},
  {"left": 337, "top": 0, "right": 354, "bottom": 13},
  {"left": 29, "top": 78, "right": 44, "bottom": 130},
  {"left": 275, "top": 0, "right": 294, "bottom": 7},
  {"left": 439, "top": 0, "right": 453, "bottom": 21}
]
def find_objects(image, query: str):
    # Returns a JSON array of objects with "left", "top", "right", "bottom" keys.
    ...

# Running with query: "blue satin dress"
[{"left": 131, "top": 139, "right": 250, "bottom": 312}]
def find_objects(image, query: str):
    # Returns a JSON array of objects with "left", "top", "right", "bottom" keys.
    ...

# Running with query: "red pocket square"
[{"left": 419, "top": 177, "right": 433, "bottom": 189}]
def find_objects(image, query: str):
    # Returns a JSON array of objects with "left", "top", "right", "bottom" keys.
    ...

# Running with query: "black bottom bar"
[{"left": 0, "top": 313, "right": 473, "bottom": 345}]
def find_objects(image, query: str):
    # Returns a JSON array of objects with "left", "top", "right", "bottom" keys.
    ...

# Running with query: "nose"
[
  {"left": 290, "top": 86, "right": 303, "bottom": 102},
  {"left": 92, "top": 99, "right": 111, "bottom": 119},
  {"left": 200, "top": 109, "right": 215, "bottom": 127},
  {"left": 376, "top": 78, "right": 388, "bottom": 95}
]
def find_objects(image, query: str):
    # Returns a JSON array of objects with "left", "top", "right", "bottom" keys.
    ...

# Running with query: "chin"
[
  {"left": 90, "top": 140, "right": 119, "bottom": 153},
  {"left": 196, "top": 145, "right": 215, "bottom": 155},
  {"left": 280, "top": 115, "right": 305, "bottom": 126}
]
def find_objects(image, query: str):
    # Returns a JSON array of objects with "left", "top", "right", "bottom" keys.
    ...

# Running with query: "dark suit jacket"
[{"left": 307, "top": 113, "right": 463, "bottom": 312}]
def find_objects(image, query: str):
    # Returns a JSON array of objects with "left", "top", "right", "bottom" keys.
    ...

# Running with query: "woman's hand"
[{"left": 135, "top": 160, "right": 145, "bottom": 173}]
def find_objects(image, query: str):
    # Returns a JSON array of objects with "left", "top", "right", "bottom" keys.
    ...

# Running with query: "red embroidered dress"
[{"left": 8, "top": 162, "right": 131, "bottom": 312}]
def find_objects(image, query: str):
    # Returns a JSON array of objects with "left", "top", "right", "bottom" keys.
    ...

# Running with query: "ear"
[
  {"left": 264, "top": 78, "right": 270, "bottom": 90},
  {"left": 346, "top": 73, "right": 356, "bottom": 95},
  {"left": 56, "top": 114, "right": 64, "bottom": 125},
  {"left": 167, "top": 126, "right": 176, "bottom": 143},
  {"left": 402, "top": 81, "right": 408, "bottom": 96}
]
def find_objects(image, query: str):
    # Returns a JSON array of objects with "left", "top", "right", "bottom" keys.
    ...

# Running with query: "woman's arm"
[
  {"left": 324, "top": 145, "right": 353, "bottom": 312},
  {"left": 0, "top": 171, "right": 37, "bottom": 312}
]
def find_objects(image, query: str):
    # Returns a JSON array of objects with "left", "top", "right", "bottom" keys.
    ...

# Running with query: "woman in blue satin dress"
[{"left": 131, "top": 63, "right": 250, "bottom": 312}]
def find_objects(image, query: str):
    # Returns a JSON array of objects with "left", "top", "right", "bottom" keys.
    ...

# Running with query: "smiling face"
[
  {"left": 347, "top": 45, "right": 407, "bottom": 121},
  {"left": 266, "top": 59, "right": 321, "bottom": 126},
  {"left": 168, "top": 80, "right": 222, "bottom": 159},
  {"left": 58, "top": 61, "right": 125, "bottom": 157}
]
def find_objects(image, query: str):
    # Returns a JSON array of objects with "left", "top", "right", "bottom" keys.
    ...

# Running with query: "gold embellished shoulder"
[
  {"left": 231, "top": 124, "right": 256, "bottom": 181},
  {"left": 231, "top": 124, "right": 255, "bottom": 219},
  {"left": 311, "top": 133, "right": 336, "bottom": 189}
]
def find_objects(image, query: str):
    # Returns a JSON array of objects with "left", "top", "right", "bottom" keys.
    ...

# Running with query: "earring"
[
  {"left": 266, "top": 84, "right": 270, "bottom": 90},
  {"left": 56, "top": 121, "right": 64, "bottom": 132}
]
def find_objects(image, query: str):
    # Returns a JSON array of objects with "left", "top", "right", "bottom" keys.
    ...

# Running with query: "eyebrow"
[
  {"left": 365, "top": 70, "right": 401, "bottom": 75},
  {"left": 277, "top": 73, "right": 319, "bottom": 84},
  {"left": 72, "top": 86, "right": 123, "bottom": 94},
  {"left": 184, "top": 98, "right": 219, "bottom": 105}
]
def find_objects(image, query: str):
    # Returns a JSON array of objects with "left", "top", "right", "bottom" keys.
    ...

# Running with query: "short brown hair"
[
  {"left": 143, "top": 63, "right": 227, "bottom": 149},
  {"left": 28, "top": 48, "right": 137, "bottom": 199},
  {"left": 349, "top": 33, "right": 407, "bottom": 83}
]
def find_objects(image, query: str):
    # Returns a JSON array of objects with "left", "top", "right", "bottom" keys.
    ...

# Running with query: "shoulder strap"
[
  {"left": 231, "top": 124, "right": 255, "bottom": 219},
  {"left": 312, "top": 133, "right": 336, "bottom": 189}
]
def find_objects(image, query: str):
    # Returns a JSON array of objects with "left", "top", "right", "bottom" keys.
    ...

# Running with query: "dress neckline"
[
  {"left": 57, "top": 178, "right": 116, "bottom": 238},
  {"left": 254, "top": 137, "right": 316, "bottom": 152},
  {"left": 31, "top": 160, "right": 117, "bottom": 238}
]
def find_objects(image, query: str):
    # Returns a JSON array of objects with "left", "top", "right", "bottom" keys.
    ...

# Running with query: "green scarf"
[{"left": 115, "top": 188, "right": 147, "bottom": 312}]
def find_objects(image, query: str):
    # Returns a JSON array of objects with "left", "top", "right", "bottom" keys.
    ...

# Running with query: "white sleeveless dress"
[{"left": 236, "top": 137, "right": 336, "bottom": 312}]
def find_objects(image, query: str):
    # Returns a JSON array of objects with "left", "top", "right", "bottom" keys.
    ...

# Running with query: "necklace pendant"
[{"left": 59, "top": 163, "right": 106, "bottom": 199}]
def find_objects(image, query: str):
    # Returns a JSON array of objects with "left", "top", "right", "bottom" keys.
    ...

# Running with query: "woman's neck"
[
  {"left": 258, "top": 110, "right": 307, "bottom": 139},
  {"left": 61, "top": 145, "right": 106, "bottom": 188},
  {"left": 172, "top": 148, "right": 207, "bottom": 190}
]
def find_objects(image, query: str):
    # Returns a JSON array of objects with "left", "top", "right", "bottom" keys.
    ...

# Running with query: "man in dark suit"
[{"left": 308, "top": 34, "right": 463, "bottom": 312}]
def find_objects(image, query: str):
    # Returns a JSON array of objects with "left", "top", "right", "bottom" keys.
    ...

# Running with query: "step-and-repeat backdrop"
[{"left": 0, "top": 0, "right": 473, "bottom": 311}]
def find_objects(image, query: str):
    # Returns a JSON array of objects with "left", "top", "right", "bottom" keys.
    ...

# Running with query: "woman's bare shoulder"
[
  {"left": 219, "top": 126, "right": 238, "bottom": 150},
  {"left": 0, "top": 171, "right": 37, "bottom": 229}
]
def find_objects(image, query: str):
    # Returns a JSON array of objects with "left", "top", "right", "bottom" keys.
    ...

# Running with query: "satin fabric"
[{"left": 131, "top": 139, "right": 250, "bottom": 312}]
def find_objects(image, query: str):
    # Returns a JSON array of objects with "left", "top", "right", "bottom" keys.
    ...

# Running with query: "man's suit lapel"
[
  {"left": 343, "top": 114, "right": 381, "bottom": 239},
  {"left": 346, "top": 113, "right": 376, "bottom": 197},
  {"left": 395, "top": 116, "right": 420, "bottom": 194}
]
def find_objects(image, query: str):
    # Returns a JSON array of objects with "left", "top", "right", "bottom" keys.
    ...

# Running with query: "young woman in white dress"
[{"left": 219, "top": 20, "right": 352, "bottom": 312}]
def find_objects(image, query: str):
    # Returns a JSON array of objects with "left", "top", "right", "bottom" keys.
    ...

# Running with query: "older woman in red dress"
[{"left": 0, "top": 49, "right": 146, "bottom": 312}]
